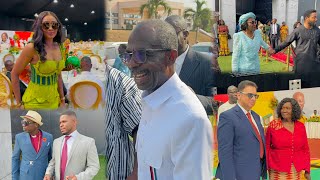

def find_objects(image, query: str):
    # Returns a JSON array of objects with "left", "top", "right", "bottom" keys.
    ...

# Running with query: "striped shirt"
[{"left": 104, "top": 66, "right": 142, "bottom": 180}]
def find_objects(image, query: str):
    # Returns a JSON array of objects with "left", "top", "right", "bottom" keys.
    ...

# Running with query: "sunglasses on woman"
[
  {"left": 120, "top": 49, "right": 172, "bottom": 64},
  {"left": 247, "top": 21, "right": 257, "bottom": 25},
  {"left": 42, "top": 22, "right": 60, "bottom": 30}
]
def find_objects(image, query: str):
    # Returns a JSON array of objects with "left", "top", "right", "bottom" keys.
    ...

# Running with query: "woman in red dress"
[{"left": 266, "top": 98, "right": 311, "bottom": 180}]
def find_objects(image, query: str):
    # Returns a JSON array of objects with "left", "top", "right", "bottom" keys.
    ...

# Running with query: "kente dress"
[
  {"left": 266, "top": 119, "right": 310, "bottom": 180},
  {"left": 280, "top": 25, "right": 289, "bottom": 42},
  {"left": 218, "top": 25, "right": 230, "bottom": 56},
  {"left": 22, "top": 46, "right": 65, "bottom": 109}
]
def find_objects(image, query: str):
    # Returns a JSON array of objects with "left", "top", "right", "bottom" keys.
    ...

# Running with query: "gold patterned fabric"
[
  {"left": 219, "top": 34, "right": 230, "bottom": 56},
  {"left": 269, "top": 164, "right": 303, "bottom": 180}
]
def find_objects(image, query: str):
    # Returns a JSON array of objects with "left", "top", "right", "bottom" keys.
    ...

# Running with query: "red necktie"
[
  {"left": 60, "top": 135, "right": 71, "bottom": 180},
  {"left": 246, "top": 112, "right": 264, "bottom": 158}
]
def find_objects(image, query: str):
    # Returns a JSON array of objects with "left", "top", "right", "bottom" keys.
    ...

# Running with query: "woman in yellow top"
[
  {"left": 280, "top": 21, "right": 289, "bottom": 42},
  {"left": 11, "top": 11, "right": 66, "bottom": 109}
]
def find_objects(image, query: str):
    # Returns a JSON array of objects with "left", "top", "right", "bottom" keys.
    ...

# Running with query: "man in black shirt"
[{"left": 274, "top": 9, "right": 320, "bottom": 75}]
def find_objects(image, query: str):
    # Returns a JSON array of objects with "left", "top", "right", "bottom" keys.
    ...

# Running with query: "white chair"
[
  {"left": 0, "top": 73, "right": 14, "bottom": 108},
  {"left": 3, "top": 54, "right": 15, "bottom": 63},
  {"left": 69, "top": 80, "right": 103, "bottom": 110},
  {"left": 90, "top": 55, "right": 102, "bottom": 70}
]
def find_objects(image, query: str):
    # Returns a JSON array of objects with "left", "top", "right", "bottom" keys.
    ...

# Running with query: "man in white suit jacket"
[{"left": 44, "top": 111, "right": 100, "bottom": 180}]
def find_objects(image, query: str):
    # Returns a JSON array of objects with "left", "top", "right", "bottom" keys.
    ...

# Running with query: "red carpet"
[{"left": 261, "top": 49, "right": 294, "bottom": 66}]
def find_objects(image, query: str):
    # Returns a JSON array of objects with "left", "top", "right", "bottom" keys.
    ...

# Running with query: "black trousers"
[{"left": 270, "top": 34, "right": 279, "bottom": 49}]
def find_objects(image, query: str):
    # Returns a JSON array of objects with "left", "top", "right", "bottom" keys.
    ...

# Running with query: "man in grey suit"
[
  {"left": 44, "top": 111, "right": 100, "bottom": 180},
  {"left": 269, "top": 18, "right": 280, "bottom": 49},
  {"left": 165, "top": 15, "right": 217, "bottom": 115},
  {"left": 215, "top": 80, "right": 267, "bottom": 180}
]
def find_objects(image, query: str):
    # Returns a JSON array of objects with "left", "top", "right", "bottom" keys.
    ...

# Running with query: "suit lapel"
[
  {"left": 234, "top": 105, "right": 260, "bottom": 141},
  {"left": 57, "top": 137, "right": 64, "bottom": 170},
  {"left": 66, "top": 134, "right": 81, "bottom": 167},
  {"left": 252, "top": 112, "right": 266, "bottom": 144},
  {"left": 36, "top": 131, "right": 48, "bottom": 159},
  {"left": 179, "top": 50, "right": 200, "bottom": 82},
  {"left": 24, "top": 133, "right": 37, "bottom": 156}
]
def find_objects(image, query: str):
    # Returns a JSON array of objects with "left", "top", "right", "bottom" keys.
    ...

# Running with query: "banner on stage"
[{"left": 0, "top": 30, "right": 33, "bottom": 50}]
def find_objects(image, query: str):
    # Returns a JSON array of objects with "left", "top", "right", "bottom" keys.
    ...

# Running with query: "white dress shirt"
[
  {"left": 136, "top": 73, "right": 213, "bottom": 180},
  {"left": 272, "top": 24, "right": 277, "bottom": 35},
  {"left": 174, "top": 45, "right": 189, "bottom": 75},
  {"left": 67, "top": 71, "right": 105, "bottom": 101},
  {"left": 61, "top": 130, "right": 79, "bottom": 156},
  {"left": 217, "top": 101, "right": 236, "bottom": 125},
  {"left": 238, "top": 104, "right": 260, "bottom": 133}
]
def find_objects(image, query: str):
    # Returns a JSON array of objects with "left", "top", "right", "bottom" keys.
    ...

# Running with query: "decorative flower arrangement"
[
  {"left": 63, "top": 39, "right": 70, "bottom": 59},
  {"left": 307, "top": 116, "right": 320, "bottom": 122},
  {"left": 13, "top": 34, "right": 20, "bottom": 41},
  {"left": 9, "top": 46, "right": 20, "bottom": 55},
  {"left": 269, "top": 96, "right": 278, "bottom": 110}
]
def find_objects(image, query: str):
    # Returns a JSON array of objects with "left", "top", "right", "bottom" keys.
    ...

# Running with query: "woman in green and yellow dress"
[{"left": 12, "top": 11, "right": 66, "bottom": 109}]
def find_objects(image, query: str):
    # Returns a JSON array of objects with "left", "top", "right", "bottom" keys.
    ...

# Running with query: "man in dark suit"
[
  {"left": 269, "top": 18, "right": 280, "bottom": 49},
  {"left": 165, "top": 15, "right": 217, "bottom": 115},
  {"left": 4, "top": 60, "right": 27, "bottom": 97},
  {"left": 216, "top": 80, "right": 267, "bottom": 180}
]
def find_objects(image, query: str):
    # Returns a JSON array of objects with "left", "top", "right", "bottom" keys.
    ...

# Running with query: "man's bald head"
[
  {"left": 128, "top": 19, "right": 178, "bottom": 51},
  {"left": 165, "top": 15, "right": 188, "bottom": 32},
  {"left": 80, "top": 56, "right": 92, "bottom": 72},
  {"left": 126, "top": 19, "right": 178, "bottom": 93},
  {"left": 293, "top": 91, "right": 305, "bottom": 110},
  {"left": 165, "top": 15, "right": 189, "bottom": 55},
  {"left": 4, "top": 60, "right": 14, "bottom": 72}
]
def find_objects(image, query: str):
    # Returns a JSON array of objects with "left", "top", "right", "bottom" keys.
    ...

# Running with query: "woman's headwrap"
[{"left": 239, "top": 12, "right": 256, "bottom": 26}]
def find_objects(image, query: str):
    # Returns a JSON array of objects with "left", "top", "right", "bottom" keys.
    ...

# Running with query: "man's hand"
[
  {"left": 304, "top": 171, "right": 311, "bottom": 180},
  {"left": 267, "top": 48, "right": 275, "bottom": 55},
  {"left": 126, "top": 172, "right": 138, "bottom": 180},
  {"left": 43, "top": 175, "right": 51, "bottom": 180},
  {"left": 65, "top": 175, "right": 77, "bottom": 180}
]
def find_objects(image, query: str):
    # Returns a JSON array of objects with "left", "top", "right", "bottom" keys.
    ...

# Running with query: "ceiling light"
[
  {"left": 53, "top": 0, "right": 58, "bottom": 3},
  {"left": 65, "top": 18, "right": 68, "bottom": 21},
  {"left": 34, "top": 13, "right": 38, "bottom": 17},
  {"left": 70, "top": 4, "right": 74, "bottom": 8},
  {"left": 91, "top": 10, "right": 95, "bottom": 14},
  {"left": 84, "top": 22, "right": 87, "bottom": 25}
]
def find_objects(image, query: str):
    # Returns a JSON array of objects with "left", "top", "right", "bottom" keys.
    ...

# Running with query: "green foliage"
[
  {"left": 93, "top": 155, "right": 107, "bottom": 180},
  {"left": 140, "top": 0, "right": 172, "bottom": 19},
  {"left": 217, "top": 56, "right": 288, "bottom": 73},
  {"left": 183, "top": 0, "right": 213, "bottom": 31},
  {"left": 9, "top": 46, "right": 20, "bottom": 55}
]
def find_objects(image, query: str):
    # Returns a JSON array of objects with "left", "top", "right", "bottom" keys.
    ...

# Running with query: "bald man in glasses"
[
  {"left": 125, "top": 19, "right": 212, "bottom": 180},
  {"left": 12, "top": 110, "right": 53, "bottom": 180}
]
